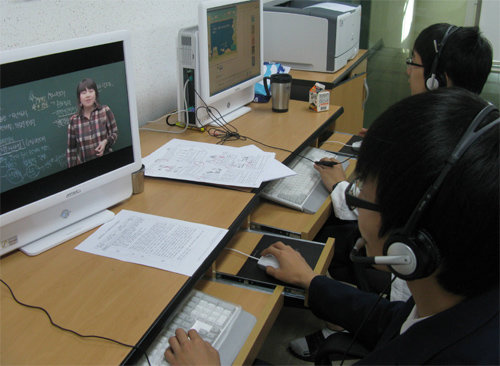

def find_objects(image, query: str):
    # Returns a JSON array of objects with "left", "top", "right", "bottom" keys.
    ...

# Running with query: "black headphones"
[
  {"left": 351, "top": 104, "right": 500, "bottom": 280},
  {"left": 425, "top": 25, "right": 460, "bottom": 91}
]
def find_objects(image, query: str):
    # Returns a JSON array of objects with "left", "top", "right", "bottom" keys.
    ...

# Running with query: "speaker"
[
  {"left": 425, "top": 25, "right": 459, "bottom": 91},
  {"left": 380, "top": 104, "right": 499, "bottom": 280},
  {"left": 383, "top": 230, "right": 439, "bottom": 280}
]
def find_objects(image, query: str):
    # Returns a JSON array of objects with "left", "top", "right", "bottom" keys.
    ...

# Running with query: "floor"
[{"left": 256, "top": 304, "right": 357, "bottom": 366}]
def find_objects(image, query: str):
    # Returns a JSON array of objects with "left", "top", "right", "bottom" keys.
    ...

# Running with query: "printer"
[{"left": 264, "top": 1, "right": 361, "bottom": 73}]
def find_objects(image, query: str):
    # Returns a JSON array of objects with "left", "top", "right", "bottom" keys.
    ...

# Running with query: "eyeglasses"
[
  {"left": 345, "top": 178, "right": 381, "bottom": 212},
  {"left": 405, "top": 57, "right": 424, "bottom": 68}
]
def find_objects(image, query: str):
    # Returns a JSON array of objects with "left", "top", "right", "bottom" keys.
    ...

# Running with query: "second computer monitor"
[{"left": 178, "top": 0, "right": 263, "bottom": 127}]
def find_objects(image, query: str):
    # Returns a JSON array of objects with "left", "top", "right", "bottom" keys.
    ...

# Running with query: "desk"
[
  {"left": 290, "top": 50, "right": 368, "bottom": 134},
  {"left": 1, "top": 100, "right": 341, "bottom": 365}
]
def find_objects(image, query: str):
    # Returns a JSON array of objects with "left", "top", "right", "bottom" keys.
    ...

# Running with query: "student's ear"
[{"left": 445, "top": 73, "right": 453, "bottom": 87}]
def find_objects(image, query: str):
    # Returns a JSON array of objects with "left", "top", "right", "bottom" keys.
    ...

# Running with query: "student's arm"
[
  {"left": 308, "top": 275, "right": 407, "bottom": 350},
  {"left": 314, "top": 158, "right": 347, "bottom": 192},
  {"left": 313, "top": 160, "right": 358, "bottom": 220}
]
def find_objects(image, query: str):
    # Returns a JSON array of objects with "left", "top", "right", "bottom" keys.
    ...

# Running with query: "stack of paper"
[{"left": 142, "top": 139, "right": 295, "bottom": 188}]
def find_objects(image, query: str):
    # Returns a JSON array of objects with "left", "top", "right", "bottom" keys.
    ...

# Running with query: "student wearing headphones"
[
  {"left": 314, "top": 23, "right": 493, "bottom": 298},
  {"left": 164, "top": 88, "right": 499, "bottom": 365},
  {"left": 318, "top": 23, "right": 493, "bottom": 223},
  {"left": 288, "top": 23, "right": 494, "bottom": 362}
]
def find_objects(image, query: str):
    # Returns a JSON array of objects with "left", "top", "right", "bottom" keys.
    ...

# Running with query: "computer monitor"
[
  {"left": 177, "top": 0, "right": 264, "bottom": 127},
  {"left": 0, "top": 30, "right": 142, "bottom": 256}
]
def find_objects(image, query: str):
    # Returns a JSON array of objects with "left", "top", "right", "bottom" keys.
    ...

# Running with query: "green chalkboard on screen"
[{"left": 0, "top": 61, "right": 133, "bottom": 193}]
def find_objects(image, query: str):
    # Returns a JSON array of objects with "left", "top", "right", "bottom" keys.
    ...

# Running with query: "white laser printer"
[{"left": 264, "top": 1, "right": 361, "bottom": 73}]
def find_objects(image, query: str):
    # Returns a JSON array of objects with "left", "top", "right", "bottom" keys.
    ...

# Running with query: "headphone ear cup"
[
  {"left": 384, "top": 230, "right": 440, "bottom": 280},
  {"left": 426, "top": 75, "right": 440, "bottom": 91}
]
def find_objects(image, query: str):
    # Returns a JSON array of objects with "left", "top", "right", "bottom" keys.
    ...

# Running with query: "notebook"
[{"left": 260, "top": 146, "right": 350, "bottom": 213}]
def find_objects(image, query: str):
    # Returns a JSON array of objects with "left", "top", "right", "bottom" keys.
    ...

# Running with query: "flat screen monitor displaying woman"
[{"left": 0, "top": 30, "right": 142, "bottom": 256}]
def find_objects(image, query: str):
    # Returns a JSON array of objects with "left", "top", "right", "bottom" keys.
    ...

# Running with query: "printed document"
[
  {"left": 75, "top": 210, "right": 228, "bottom": 276},
  {"left": 237, "top": 144, "right": 296, "bottom": 182},
  {"left": 143, "top": 139, "right": 274, "bottom": 188}
]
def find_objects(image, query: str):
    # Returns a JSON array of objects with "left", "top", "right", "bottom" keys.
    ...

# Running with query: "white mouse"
[
  {"left": 351, "top": 140, "right": 362, "bottom": 151},
  {"left": 257, "top": 254, "right": 280, "bottom": 270}
]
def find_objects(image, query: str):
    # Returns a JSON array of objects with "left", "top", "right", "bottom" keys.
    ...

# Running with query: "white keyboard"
[
  {"left": 140, "top": 290, "right": 256, "bottom": 366},
  {"left": 261, "top": 146, "right": 349, "bottom": 212},
  {"left": 273, "top": 160, "right": 321, "bottom": 206}
]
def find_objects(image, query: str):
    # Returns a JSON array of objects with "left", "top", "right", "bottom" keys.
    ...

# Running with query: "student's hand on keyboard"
[
  {"left": 261, "top": 241, "right": 317, "bottom": 290},
  {"left": 165, "top": 328, "right": 221, "bottom": 366},
  {"left": 314, "top": 158, "right": 347, "bottom": 192}
]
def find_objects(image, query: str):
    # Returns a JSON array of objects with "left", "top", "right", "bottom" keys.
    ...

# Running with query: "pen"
[
  {"left": 314, "top": 160, "right": 338, "bottom": 167},
  {"left": 175, "top": 122, "right": 205, "bottom": 132}
]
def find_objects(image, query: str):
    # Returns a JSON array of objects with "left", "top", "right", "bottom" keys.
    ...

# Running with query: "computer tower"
[{"left": 176, "top": 26, "right": 200, "bottom": 127}]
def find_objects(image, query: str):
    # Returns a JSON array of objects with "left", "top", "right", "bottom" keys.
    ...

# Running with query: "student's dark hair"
[
  {"left": 76, "top": 78, "right": 100, "bottom": 114},
  {"left": 414, "top": 23, "right": 493, "bottom": 94},
  {"left": 356, "top": 88, "right": 499, "bottom": 297}
]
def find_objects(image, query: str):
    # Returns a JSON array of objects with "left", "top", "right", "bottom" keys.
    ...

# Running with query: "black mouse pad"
[
  {"left": 338, "top": 135, "right": 362, "bottom": 157},
  {"left": 234, "top": 235, "right": 325, "bottom": 289}
]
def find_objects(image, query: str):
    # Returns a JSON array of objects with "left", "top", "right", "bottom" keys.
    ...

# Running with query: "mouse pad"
[
  {"left": 338, "top": 135, "right": 362, "bottom": 157},
  {"left": 234, "top": 235, "right": 324, "bottom": 289}
]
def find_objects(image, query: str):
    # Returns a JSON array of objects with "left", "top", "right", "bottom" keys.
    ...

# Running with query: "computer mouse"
[
  {"left": 257, "top": 254, "right": 280, "bottom": 270},
  {"left": 351, "top": 140, "right": 362, "bottom": 151}
]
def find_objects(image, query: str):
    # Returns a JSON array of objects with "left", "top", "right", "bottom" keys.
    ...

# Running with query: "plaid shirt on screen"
[{"left": 67, "top": 104, "right": 118, "bottom": 167}]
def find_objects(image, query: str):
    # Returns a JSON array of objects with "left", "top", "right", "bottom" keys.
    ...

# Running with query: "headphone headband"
[{"left": 426, "top": 25, "right": 460, "bottom": 90}]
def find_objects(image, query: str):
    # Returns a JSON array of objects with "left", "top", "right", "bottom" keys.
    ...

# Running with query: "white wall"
[{"left": 0, "top": 0, "right": 204, "bottom": 125}]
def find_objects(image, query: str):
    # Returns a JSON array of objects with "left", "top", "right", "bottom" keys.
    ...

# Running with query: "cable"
[
  {"left": 339, "top": 276, "right": 397, "bottom": 365},
  {"left": 224, "top": 248, "right": 259, "bottom": 261},
  {"left": 189, "top": 86, "right": 351, "bottom": 167},
  {"left": 0, "top": 278, "right": 151, "bottom": 366}
]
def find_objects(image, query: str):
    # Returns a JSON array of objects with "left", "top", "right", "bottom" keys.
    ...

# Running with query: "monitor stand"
[
  {"left": 20, "top": 210, "right": 115, "bottom": 256},
  {"left": 206, "top": 105, "right": 252, "bottom": 127}
]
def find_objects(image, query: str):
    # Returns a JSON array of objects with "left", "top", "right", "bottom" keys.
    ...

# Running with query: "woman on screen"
[{"left": 66, "top": 78, "right": 118, "bottom": 167}]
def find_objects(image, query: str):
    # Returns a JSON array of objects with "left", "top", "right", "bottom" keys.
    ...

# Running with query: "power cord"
[
  {"left": 0, "top": 278, "right": 151, "bottom": 366},
  {"left": 224, "top": 248, "right": 259, "bottom": 261},
  {"left": 190, "top": 86, "right": 351, "bottom": 166}
]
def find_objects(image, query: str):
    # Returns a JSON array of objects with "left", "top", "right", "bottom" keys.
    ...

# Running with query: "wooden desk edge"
[
  {"left": 233, "top": 286, "right": 284, "bottom": 365},
  {"left": 304, "top": 237, "right": 335, "bottom": 307}
]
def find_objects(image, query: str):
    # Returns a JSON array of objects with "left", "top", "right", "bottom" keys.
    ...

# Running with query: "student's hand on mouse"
[
  {"left": 95, "top": 139, "right": 108, "bottom": 156},
  {"left": 358, "top": 128, "right": 368, "bottom": 137},
  {"left": 164, "top": 329, "right": 221, "bottom": 366},
  {"left": 261, "top": 241, "right": 317, "bottom": 289},
  {"left": 314, "top": 158, "right": 347, "bottom": 192}
]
